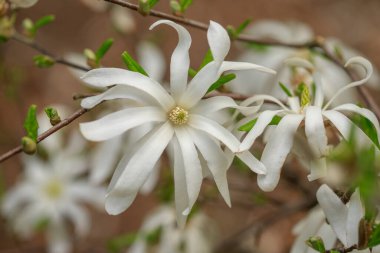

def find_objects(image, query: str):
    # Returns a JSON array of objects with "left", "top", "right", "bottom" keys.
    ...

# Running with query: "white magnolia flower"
[
  {"left": 79, "top": 19, "right": 275, "bottom": 224},
  {"left": 229, "top": 20, "right": 380, "bottom": 105},
  {"left": 1, "top": 154, "right": 105, "bottom": 253},
  {"left": 239, "top": 56, "right": 380, "bottom": 191},
  {"left": 128, "top": 205, "right": 217, "bottom": 253},
  {"left": 9, "top": 0, "right": 38, "bottom": 8},
  {"left": 291, "top": 185, "right": 380, "bottom": 253}
]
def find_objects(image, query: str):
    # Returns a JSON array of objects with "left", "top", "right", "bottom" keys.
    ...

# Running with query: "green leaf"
[
  {"left": 352, "top": 113, "right": 379, "bottom": 148},
  {"left": 247, "top": 42, "right": 269, "bottom": 52},
  {"left": 138, "top": 0, "right": 151, "bottom": 15},
  {"left": 306, "top": 236, "right": 326, "bottom": 253},
  {"left": 107, "top": 233, "right": 138, "bottom": 253},
  {"left": 188, "top": 67, "right": 197, "bottom": 78},
  {"left": 207, "top": 73, "right": 236, "bottom": 93},
  {"left": 34, "top": 15, "right": 55, "bottom": 30},
  {"left": 145, "top": 226, "right": 162, "bottom": 246},
  {"left": 179, "top": 0, "right": 192, "bottom": 12},
  {"left": 235, "top": 19, "right": 251, "bottom": 35},
  {"left": 238, "top": 115, "right": 282, "bottom": 132},
  {"left": 44, "top": 107, "right": 61, "bottom": 125},
  {"left": 170, "top": 0, "right": 181, "bottom": 13},
  {"left": 121, "top": 51, "right": 148, "bottom": 76},
  {"left": 228, "top": 19, "right": 251, "bottom": 40},
  {"left": 279, "top": 82, "right": 293, "bottom": 97},
  {"left": 96, "top": 38, "right": 114, "bottom": 62},
  {"left": 23, "top": 104, "right": 39, "bottom": 141},
  {"left": 368, "top": 223, "right": 380, "bottom": 248},
  {"left": 33, "top": 55, "right": 55, "bottom": 68},
  {"left": 198, "top": 49, "right": 213, "bottom": 70},
  {"left": 148, "top": 0, "right": 159, "bottom": 8}
]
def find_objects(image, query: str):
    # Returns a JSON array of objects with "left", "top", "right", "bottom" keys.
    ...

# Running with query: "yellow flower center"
[
  {"left": 44, "top": 179, "right": 63, "bottom": 199},
  {"left": 168, "top": 106, "right": 189, "bottom": 125}
]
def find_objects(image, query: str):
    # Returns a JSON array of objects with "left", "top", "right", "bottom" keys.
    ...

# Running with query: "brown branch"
[
  {"left": 11, "top": 33, "right": 90, "bottom": 72},
  {"left": 0, "top": 108, "right": 89, "bottom": 163},
  {"left": 104, "top": 0, "right": 380, "bottom": 120}
]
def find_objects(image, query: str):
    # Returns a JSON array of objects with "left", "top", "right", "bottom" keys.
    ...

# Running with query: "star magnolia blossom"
[
  {"left": 128, "top": 205, "right": 216, "bottom": 253},
  {"left": 1, "top": 154, "right": 105, "bottom": 253},
  {"left": 79, "top": 19, "right": 275, "bottom": 225},
  {"left": 291, "top": 184, "right": 380, "bottom": 253},
  {"left": 239, "top": 56, "right": 380, "bottom": 191}
]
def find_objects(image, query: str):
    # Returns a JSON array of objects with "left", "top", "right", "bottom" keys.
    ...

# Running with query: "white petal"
[
  {"left": 236, "top": 151, "right": 266, "bottom": 174},
  {"left": 323, "top": 110, "right": 375, "bottom": 148},
  {"left": 207, "top": 21, "right": 230, "bottom": 63},
  {"left": 316, "top": 184, "right": 348, "bottom": 246},
  {"left": 2, "top": 184, "right": 34, "bottom": 215},
  {"left": 180, "top": 62, "right": 221, "bottom": 108},
  {"left": 219, "top": 61, "right": 276, "bottom": 75},
  {"left": 80, "top": 106, "right": 166, "bottom": 141},
  {"left": 169, "top": 138, "right": 189, "bottom": 227},
  {"left": 191, "top": 96, "right": 238, "bottom": 115},
  {"left": 81, "top": 85, "right": 155, "bottom": 109},
  {"left": 189, "top": 128, "right": 231, "bottom": 206},
  {"left": 346, "top": 189, "right": 364, "bottom": 247},
  {"left": 333, "top": 103, "right": 380, "bottom": 146},
  {"left": 150, "top": 20, "right": 191, "bottom": 99},
  {"left": 241, "top": 94, "right": 290, "bottom": 112},
  {"left": 81, "top": 68, "right": 175, "bottom": 110},
  {"left": 307, "top": 157, "right": 328, "bottom": 181},
  {"left": 139, "top": 161, "right": 161, "bottom": 194},
  {"left": 175, "top": 127, "right": 203, "bottom": 215},
  {"left": 137, "top": 41, "right": 166, "bottom": 81},
  {"left": 313, "top": 72, "right": 324, "bottom": 107},
  {"left": 67, "top": 182, "right": 106, "bottom": 208},
  {"left": 288, "top": 97, "right": 300, "bottom": 112},
  {"left": 105, "top": 122, "right": 173, "bottom": 215},
  {"left": 323, "top": 57, "right": 373, "bottom": 110},
  {"left": 61, "top": 203, "right": 90, "bottom": 236},
  {"left": 305, "top": 106, "right": 328, "bottom": 157},
  {"left": 90, "top": 137, "right": 123, "bottom": 184},
  {"left": 47, "top": 222, "right": 71, "bottom": 253},
  {"left": 258, "top": 114, "right": 304, "bottom": 191},
  {"left": 188, "top": 114, "right": 240, "bottom": 152},
  {"left": 240, "top": 110, "right": 281, "bottom": 151}
]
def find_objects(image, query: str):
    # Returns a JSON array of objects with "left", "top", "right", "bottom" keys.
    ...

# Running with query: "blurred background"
[{"left": 0, "top": 0, "right": 379, "bottom": 252}]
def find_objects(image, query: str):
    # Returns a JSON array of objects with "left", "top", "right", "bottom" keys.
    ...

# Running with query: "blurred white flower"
[
  {"left": 128, "top": 205, "right": 217, "bottom": 253},
  {"left": 80, "top": 0, "right": 108, "bottom": 12},
  {"left": 9, "top": 0, "right": 38, "bottom": 8},
  {"left": 79, "top": 19, "right": 275, "bottom": 225},
  {"left": 229, "top": 20, "right": 380, "bottom": 105},
  {"left": 110, "top": 7, "right": 136, "bottom": 34},
  {"left": 1, "top": 153, "right": 105, "bottom": 253},
  {"left": 239, "top": 57, "right": 379, "bottom": 191}
]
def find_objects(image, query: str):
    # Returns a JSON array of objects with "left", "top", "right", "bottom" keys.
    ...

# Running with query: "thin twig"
[
  {"left": 0, "top": 108, "right": 89, "bottom": 163},
  {"left": 104, "top": 0, "right": 380, "bottom": 120},
  {"left": 11, "top": 33, "right": 90, "bottom": 72}
]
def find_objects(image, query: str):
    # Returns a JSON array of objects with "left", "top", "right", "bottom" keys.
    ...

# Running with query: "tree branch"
[
  {"left": 0, "top": 107, "right": 89, "bottom": 163},
  {"left": 104, "top": 0, "right": 380, "bottom": 120},
  {"left": 11, "top": 33, "right": 90, "bottom": 72}
]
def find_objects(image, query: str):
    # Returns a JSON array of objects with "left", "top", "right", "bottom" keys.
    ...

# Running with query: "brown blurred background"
[{"left": 0, "top": 0, "right": 379, "bottom": 252}]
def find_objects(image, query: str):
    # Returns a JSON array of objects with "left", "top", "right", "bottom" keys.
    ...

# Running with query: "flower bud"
[{"left": 21, "top": 136, "right": 37, "bottom": 155}]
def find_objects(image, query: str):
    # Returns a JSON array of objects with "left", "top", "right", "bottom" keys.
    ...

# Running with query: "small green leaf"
[
  {"left": 235, "top": 19, "right": 251, "bottom": 35},
  {"left": 188, "top": 68, "right": 197, "bottom": 78},
  {"left": 279, "top": 82, "right": 293, "bottom": 97},
  {"left": 352, "top": 113, "right": 379, "bottom": 148},
  {"left": 35, "top": 218, "right": 50, "bottom": 231},
  {"left": 368, "top": 223, "right": 380, "bottom": 248},
  {"left": 306, "top": 236, "right": 326, "bottom": 253},
  {"left": 44, "top": 107, "right": 61, "bottom": 126},
  {"left": 238, "top": 115, "right": 282, "bottom": 132},
  {"left": 96, "top": 38, "right": 114, "bottom": 62},
  {"left": 107, "top": 233, "right": 138, "bottom": 253},
  {"left": 170, "top": 0, "right": 181, "bottom": 13},
  {"left": 148, "top": 0, "right": 159, "bottom": 8},
  {"left": 199, "top": 49, "right": 213, "bottom": 70},
  {"left": 33, "top": 55, "right": 55, "bottom": 68},
  {"left": 23, "top": 104, "right": 39, "bottom": 141},
  {"left": 145, "top": 226, "right": 162, "bottom": 246},
  {"left": 138, "top": 0, "right": 151, "bottom": 15},
  {"left": 179, "top": 0, "right": 192, "bottom": 12},
  {"left": 207, "top": 73, "right": 236, "bottom": 93},
  {"left": 227, "top": 19, "right": 251, "bottom": 40},
  {"left": 34, "top": 15, "right": 55, "bottom": 30},
  {"left": 121, "top": 51, "right": 148, "bottom": 76}
]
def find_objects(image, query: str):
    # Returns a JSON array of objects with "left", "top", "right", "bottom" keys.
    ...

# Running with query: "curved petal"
[
  {"left": 191, "top": 96, "right": 238, "bottom": 114},
  {"left": 305, "top": 106, "right": 328, "bottom": 157},
  {"left": 316, "top": 184, "right": 348, "bottom": 246},
  {"left": 105, "top": 122, "right": 173, "bottom": 215},
  {"left": 323, "top": 57, "right": 373, "bottom": 110},
  {"left": 258, "top": 114, "right": 304, "bottom": 191},
  {"left": 219, "top": 61, "right": 276, "bottom": 75},
  {"left": 67, "top": 182, "right": 106, "bottom": 208},
  {"left": 179, "top": 62, "right": 221, "bottom": 108},
  {"left": 81, "top": 85, "right": 155, "bottom": 109},
  {"left": 240, "top": 110, "right": 282, "bottom": 151},
  {"left": 236, "top": 150, "right": 266, "bottom": 174},
  {"left": 175, "top": 127, "right": 203, "bottom": 215},
  {"left": 150, "top": 20, "right": 191, "bottom": 99},
  {"left": 188, "top": 114, "right": 240, "bottom": 152},
  {"left": 241, "top": 94, "right": 290, "bottom": 112},
  {"left": 80, "top": 106, "right": 166, "bottom": 141},
  {"left": 346, "top": 189, "right": 364, "bottom": 247},
  {"left": 333, "top": 103, "right": 380, "bottom": 146},
  {"left": 189, "top": 128, "right": 231, "bottom": 206},
  {"left": 169, "top": 138, "right": 189, "bottom": 227},
  {"left": 2, "top": 184, "right": 34, "bottom": 215},
  {"left": 81, "top": 68, "right": 175, "bottom": 110},
  {"left": 208, "top": 20, "right": 230, "bottom": 63},
  {"left": 47, "top": 222, "right": 71, "bottom": 253},
  {"left": 61, "top": 203, "right": 90, "bottom": 236}
]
